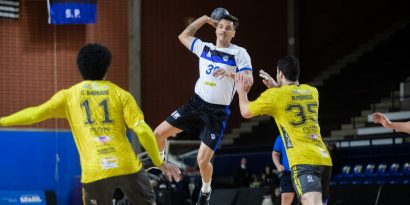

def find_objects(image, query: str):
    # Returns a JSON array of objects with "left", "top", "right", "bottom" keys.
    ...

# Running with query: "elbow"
[
  {"left": 178, "top": 33, "right": 185, "bottom": 43},
  {"left": 240, "top": 110, "right": 253, "bottom": 119}
]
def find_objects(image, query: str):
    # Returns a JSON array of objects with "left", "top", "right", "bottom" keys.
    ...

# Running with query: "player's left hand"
[
  {"left": 159, "top": 162, "right": 182, "bottom": 182},
  {"left": 235, "top": 73, "right": 253, "bottom": 94},
  {"left": 213, "top": 68, "right": 235, "bottom": 79}
]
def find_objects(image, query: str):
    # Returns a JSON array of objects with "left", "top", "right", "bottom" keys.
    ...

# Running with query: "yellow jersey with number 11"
[{"left": 0, "top": 81, "right": 162, "bottom": 183}]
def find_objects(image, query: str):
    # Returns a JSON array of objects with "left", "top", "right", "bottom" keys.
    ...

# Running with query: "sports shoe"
[{"left": 196, "top": 190, "right": 211, "bottom": 205}]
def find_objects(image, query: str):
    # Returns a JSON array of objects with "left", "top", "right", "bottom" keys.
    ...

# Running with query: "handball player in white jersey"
[{"left": 154, "top": 11, "right": 253, "bottom": 205}]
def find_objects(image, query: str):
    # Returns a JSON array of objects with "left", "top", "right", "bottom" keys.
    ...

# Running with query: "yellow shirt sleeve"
[
  {"left": 123, "top": 93, "right": 163, "bottom": 167},
  {"left": 0, "top": 90, "right": 67, "bottom": 126},
  {"left": 249, "top": 88, "right": 277, "bottom": 117}
]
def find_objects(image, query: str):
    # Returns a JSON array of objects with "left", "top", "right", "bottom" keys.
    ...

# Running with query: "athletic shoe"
[{"left": 196, "top": 190, "right": 211, "bottom": 205}]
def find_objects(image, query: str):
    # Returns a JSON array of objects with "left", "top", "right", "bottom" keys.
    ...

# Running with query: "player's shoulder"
[
  {"left": 229, "top": 43, "right": 248, "bottom": 54},
  {"left": 201, "top": 40, "right": 215, "bottom": 49},
  {"left": 301, "top": 84, "right": 318, "bottom": 93}
]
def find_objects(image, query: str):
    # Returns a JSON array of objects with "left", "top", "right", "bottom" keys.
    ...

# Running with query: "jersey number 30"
[{"left": 81, "top": 99, "right": 113, "bottom": 125}]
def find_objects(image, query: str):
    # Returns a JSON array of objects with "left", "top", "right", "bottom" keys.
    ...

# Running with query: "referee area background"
[{"left": 1, "top": 0, "right": 410, "bottom": 205}]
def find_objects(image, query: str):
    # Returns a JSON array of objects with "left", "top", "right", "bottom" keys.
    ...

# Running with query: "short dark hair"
[
  {"left": 277, "top": 56, "right": 300, "bottom": 82},
  {"left": 76, "top": 43, "right": 112, "bottom": 80},
  {"left": 220, "top": 14, "right": 239, "bottom": 30}
]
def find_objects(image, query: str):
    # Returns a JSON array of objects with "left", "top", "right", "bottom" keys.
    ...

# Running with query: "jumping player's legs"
[
  {"left": 154, "top": 120, "right": 182, "bottom": 152},
  {"left": 196, "top": 142, "right": 215, "bottom": 205},
  {"left": 197, "top": 142, "right": 215, "bottom": 187}
]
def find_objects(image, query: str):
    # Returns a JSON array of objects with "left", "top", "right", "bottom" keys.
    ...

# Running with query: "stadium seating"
[{"left": 332, "top": 162, "right": 410, "bottom": 185}]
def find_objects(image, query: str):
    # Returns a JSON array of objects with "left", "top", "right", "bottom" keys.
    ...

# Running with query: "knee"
[
  {"left": 154, "top": 127, "right": 166, "bottom": 139},
  {"left": 197, "top": 156, "right": 210, "bottom": 169}
]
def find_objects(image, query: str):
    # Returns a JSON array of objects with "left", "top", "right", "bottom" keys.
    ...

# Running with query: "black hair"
[
  {"left": 220, "top": 14, "right": 239, "bottom": 30},
  {"left": 277, "top": 55, "right": 300, "bottom": 82},
  {"left": 76, "top": 43, "right": 112, "bottom": 80}
]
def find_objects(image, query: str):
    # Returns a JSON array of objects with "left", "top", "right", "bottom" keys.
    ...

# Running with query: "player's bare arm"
[
  {"left": 178, "top": 15, "right": 217, "bottom": 49},
  {"left": 235, "top": 73, "right": 254, "bottom": 118},
  {"left": 372, "top": 112, "right": 410, "bottom": 134},
  {"left": 272, "top": 151, "right": 284, "bottom": 172}
]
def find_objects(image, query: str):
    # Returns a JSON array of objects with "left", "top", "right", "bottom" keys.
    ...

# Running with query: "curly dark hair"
[{"left": 76, "top": 43, "right": 112, "bottom": 80}]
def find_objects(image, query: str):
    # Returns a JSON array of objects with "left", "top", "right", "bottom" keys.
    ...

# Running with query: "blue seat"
[
  {"left": 387, "top": 163, "right": 401, "bottom": 184},
  {"left": 353, "top": 164, "right": 364, "bottom": 176},
  {"left": 363, "top": 163, "right": 376, "bottom": 184},
  {"left": 364, "top": 164, "right": 376, "bottom": 177},
  {"left": 389, "top": 163, "right": 401, "bottom": 176},
  {"left": 352, "top": 164, "right": 364, "bottom": 184},
  {"left": 334, "top": 165, "right": 352, "bottom": 184},
  {"left": 402, "top": 163, "right": 410, "bottom": 176},
  {"left": 377, "top": 163, "right": 388, "bottom": 176},
  {"left": 402, "top": 162, "right": 410, "bottom": 184},
  {"left": 376, "top": 163, "right": 388, "bottom": 184},
  {"left": 341, "top": 165, "right": 353, "bottom": 177}
]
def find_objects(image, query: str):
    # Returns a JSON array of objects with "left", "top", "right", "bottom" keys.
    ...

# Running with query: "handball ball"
[{"left": 211, "top": 7, "right": 230, "bottom": 21}]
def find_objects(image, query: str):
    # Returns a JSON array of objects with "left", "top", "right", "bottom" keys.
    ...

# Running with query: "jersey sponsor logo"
[
  {"left": 207, "top": 51, "right": 212, "bottom": 58},
  {"left": 100, "top": 156, "right": 118, "bottom": 169},
  {"left": 82, "top": 82, "right": 109, "bottom": 90},
  {"left": 97, "top": 147, "right": 116, "bottom": 155},
  {"left": 223, "top": 55, "right": 229, "bottom": 61},
  {"left": 204, "top": 81, "right": 216, "bottom": 86},
  {"left": 94, "top": 136, "right": 111, "bottom": 144},
  {"left": 307, "top": 175, "right": 314, "bottom": 183},
  {"left": 211, "top": 133, "right": 216, "bottom": 140},
  {"left": 280, "top": 126, "right": 294, "bottom": 148},
  {"left": 291, "top": 89, "right": 312, "bottom": 95},
  {"left": 319, "top": 147, "right": 330, "bottom": 158},
  {"left": 171, "top": 111, "right": 181, "bottom": 119}
]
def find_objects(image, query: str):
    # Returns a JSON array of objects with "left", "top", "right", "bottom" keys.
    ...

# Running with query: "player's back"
[
  {"left": 63, "top": 80, "right": 143, "bottom": 183},
  {"left": 272, "top": 84, "right": 332, "bottom": 167}
]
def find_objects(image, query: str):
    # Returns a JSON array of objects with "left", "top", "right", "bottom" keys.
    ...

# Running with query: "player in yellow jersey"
[
  {"left": 235, "top": 56, "right": 332, "bottom": 205},
  {"left": 0, "top": 44, "right": 181, "bottom": 205}
]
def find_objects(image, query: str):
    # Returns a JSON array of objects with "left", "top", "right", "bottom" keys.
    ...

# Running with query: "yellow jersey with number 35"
[{"left": 249, "top": 84, "right": 332, "bottom": 168}]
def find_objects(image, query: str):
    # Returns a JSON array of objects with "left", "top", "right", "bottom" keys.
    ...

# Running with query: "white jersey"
[{"left": 191, "top": 38, "right": 253, "bottom": 105}]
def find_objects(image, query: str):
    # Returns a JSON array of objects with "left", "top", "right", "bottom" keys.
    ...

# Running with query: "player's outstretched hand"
[
  {"left": 235, "top": 73, "right": 253, "bottom": 94},
  {"left": 259, "top": 69, "right": 278, "bottom": 88},
  {"left": 159, "top": 162, "right": 182, "bottom": 182},
  {"left": 372, "top": 112, "right": 391, "bottom": 128}
]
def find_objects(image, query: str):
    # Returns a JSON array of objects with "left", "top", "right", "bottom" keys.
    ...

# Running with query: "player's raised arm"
[
  {"left": 235, "top": 73, "right": 254, "bottom": 118},
  {"left": 178, "top": 15, "right": 217, "bottom": 50}
]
